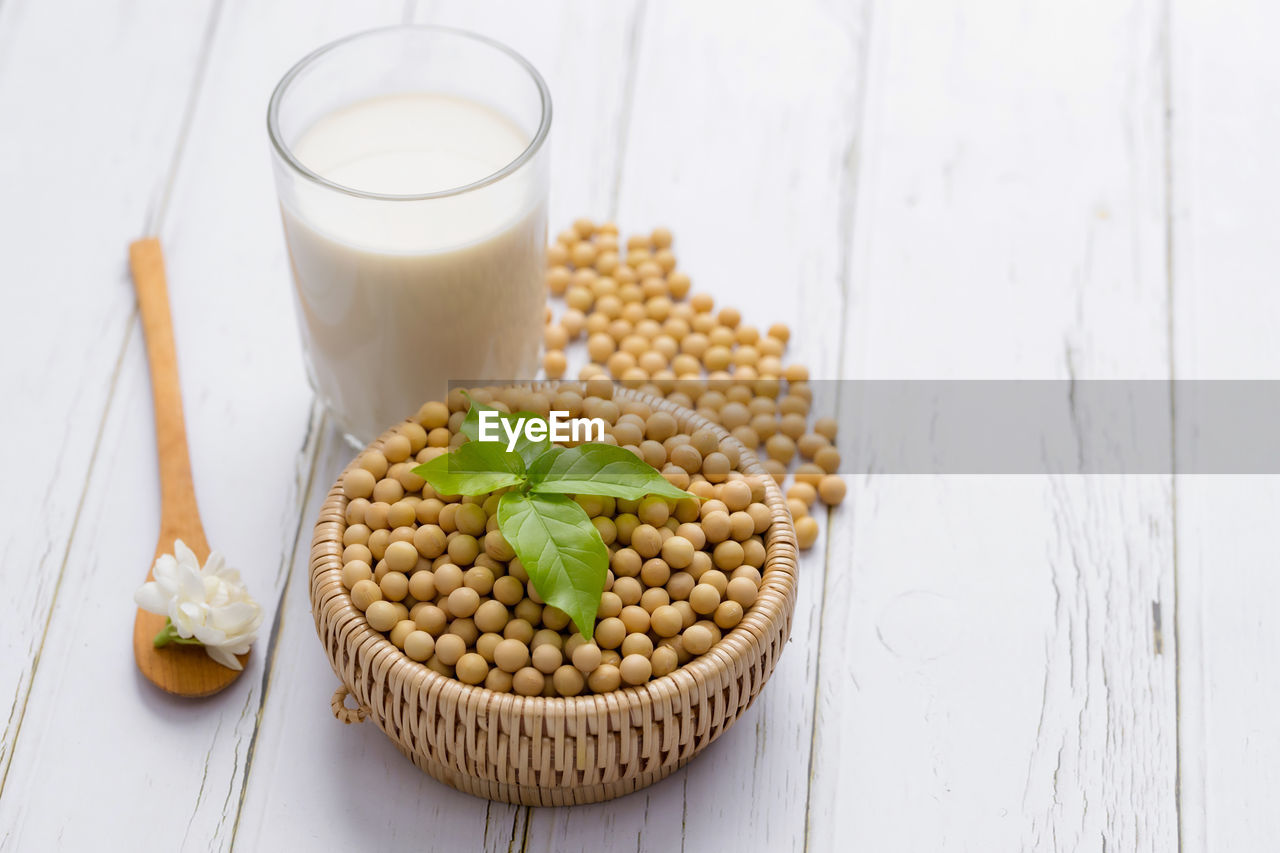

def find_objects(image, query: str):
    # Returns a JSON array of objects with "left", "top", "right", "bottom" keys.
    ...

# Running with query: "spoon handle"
[{"left": 129, "top": 238, "right": 208, "bottom": 558}]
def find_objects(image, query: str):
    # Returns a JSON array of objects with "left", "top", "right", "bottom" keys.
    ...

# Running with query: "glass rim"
[{"left": 266, "top": 24, "right": 552, "bottom": 202}]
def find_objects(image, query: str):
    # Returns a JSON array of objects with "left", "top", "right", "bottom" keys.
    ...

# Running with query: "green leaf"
[
  {"left": 461, "top": 398, "right": 550, "bottom": 468},
  {"left": 497, "top": 491, "right": 608, "bottom": 640},
  {"left": 528, "top": 443, "right": 695, "bottom": 502},
  {"left": 526, "top": 445, "right": 566, "bottom": 483},
  {"left": 412, "top": 441, "right": 527, "bottom": 497}
]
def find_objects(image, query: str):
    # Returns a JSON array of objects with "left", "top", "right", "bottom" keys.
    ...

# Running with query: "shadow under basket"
[{"left": 309, "top": 386, "right": 799, "bottom": 806}]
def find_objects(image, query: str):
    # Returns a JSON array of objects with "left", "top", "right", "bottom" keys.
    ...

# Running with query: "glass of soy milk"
[{"left": 268, "top": 27, "right": 551, "bottom": 444}]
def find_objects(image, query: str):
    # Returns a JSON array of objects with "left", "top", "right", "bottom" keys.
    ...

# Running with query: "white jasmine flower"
[{"left": 134, "top": 539, "right": 263, "bottom": 671}]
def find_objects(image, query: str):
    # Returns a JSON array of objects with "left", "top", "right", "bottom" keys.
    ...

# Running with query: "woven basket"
[{"left": 309, "top": 387, "right": 799, "bottom": 805}]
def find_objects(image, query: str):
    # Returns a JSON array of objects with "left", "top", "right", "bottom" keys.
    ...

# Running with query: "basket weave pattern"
[{"left": 309, "top": 390, "right": 799, "bottom": 805}]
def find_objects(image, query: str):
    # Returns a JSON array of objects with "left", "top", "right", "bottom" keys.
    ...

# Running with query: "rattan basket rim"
[{"left": 311, "top": 382, "right": 798, "bottom": 714}]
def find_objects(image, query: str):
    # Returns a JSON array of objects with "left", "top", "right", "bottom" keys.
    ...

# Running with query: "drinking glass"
[{"left": 268, "top": 26, "right": 552, "bottom": 445}]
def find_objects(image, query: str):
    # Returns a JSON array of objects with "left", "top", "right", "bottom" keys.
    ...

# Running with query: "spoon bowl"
[{"left": 132, "top": 533, "right": 247, "bottom": 698}]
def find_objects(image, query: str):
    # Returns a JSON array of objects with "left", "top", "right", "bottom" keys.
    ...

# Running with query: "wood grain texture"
[
  {"left": 808, "top": 1, "right": 1178, "bottom": 850},
  {"left": 1170, "top": 0, "right": 1280, "bottom": 849},
  {"left": 3, "top": 0, "right": 1278, "bottom": 849},
  {"left": 520, "top": 1, "right": 866, "bottom": 849},
  {"left": 0, "top": 0, "right": 220, "bottom": 800},
  {"left": 128, "top": 240, "right": 205, "bottom": 548},
  {"left": 0, "top": 1, "right": 404, "bottom": 850}
]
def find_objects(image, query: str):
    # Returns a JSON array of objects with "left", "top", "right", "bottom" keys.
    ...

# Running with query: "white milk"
[{"left": 280, "top": 93, "right": 547, "bottom": 442}]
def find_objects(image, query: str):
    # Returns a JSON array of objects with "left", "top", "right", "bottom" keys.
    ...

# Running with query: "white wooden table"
[{"left": 2, "top": 1, "right": 1276, "bottom": 850}]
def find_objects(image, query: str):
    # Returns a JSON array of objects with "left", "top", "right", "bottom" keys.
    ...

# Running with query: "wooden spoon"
[{"left": 130, "top": 238, "right": 246, "bottom": 697}]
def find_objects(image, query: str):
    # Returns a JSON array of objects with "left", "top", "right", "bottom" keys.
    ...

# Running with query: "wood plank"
[
  {"left": 808, "top": 1, "right": 1178, "bottom": 850},
  {"left": 0, "top": 0, "right": 218, "bottom": 795},
  {"left": 1169, "top": 0, "right": 1280, "bottom": 848},
  {"left": 521, "top": 2, "right": 866, "bottom": 850},
  {"left": 0, "top": 2, "right": 407, "bottom": 850},
  {"left": 230, "top": 2, "right": 642, "bottom": 849}
]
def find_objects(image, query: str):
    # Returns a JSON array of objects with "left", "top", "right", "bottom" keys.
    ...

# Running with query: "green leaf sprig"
[{"left": 411, "top": 397, "right": 694, "bottom": 641}]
